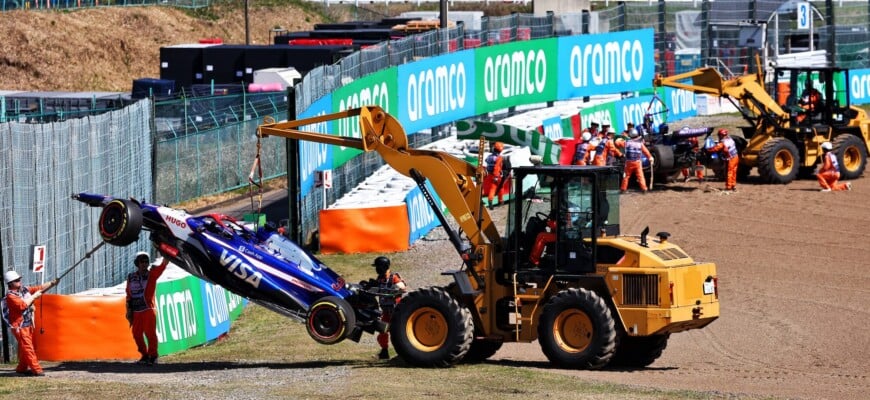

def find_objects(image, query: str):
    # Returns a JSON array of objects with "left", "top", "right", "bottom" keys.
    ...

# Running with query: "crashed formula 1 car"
[{"left": 73, "top": 193, "right": 386, "bottom": 345}]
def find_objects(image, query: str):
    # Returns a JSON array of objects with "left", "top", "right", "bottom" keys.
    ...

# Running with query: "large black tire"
[
  {"left": 98, "top": 199, "right": 143, "bottom": 246},
  {"left": 651, "top": 144, "right": 677, "bottom": 183},
  {"left": 537, "top": 288, "right": 616, "bottom": 369},
  {"left": 306, "top": 296, "right": 356, "bottom": 345},
  {"left": 609, "top": 333, "right": 670, "bottom": 368},
  {"left": 462, "top": 339, "right": 504, "bottom": 364},
  {"left": 390, "top": 287, "right": 474, "bottom": 367},
  {"left": 757, "top": 137, "right": 800, "bottom": 184},
  {"left": 832, "top": 134, "right": 867, "bottom": 180}
]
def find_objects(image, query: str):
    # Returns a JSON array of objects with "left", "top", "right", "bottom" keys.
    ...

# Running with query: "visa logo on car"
[{"left": 219, "top": 249, "right": 263, "bottom": 288}]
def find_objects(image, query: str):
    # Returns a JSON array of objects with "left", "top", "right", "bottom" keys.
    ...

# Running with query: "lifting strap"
[{"left": 248, "top": 131, "right": 264, "bottom": 214}]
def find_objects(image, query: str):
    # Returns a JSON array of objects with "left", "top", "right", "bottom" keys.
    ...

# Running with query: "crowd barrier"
[{"left": 32, "top": 264, "right": 246, "bottom": 361}]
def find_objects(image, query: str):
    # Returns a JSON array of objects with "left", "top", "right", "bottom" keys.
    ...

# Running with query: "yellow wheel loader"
[
  {"left": 259, "top": 106, "right": 719, "bottom": 369},
  {"left": 654, "top": 66, "right": 870, "bottom": 183}
]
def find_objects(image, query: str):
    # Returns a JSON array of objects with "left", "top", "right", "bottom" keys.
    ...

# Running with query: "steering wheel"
[{"left": 535, "top": 212, "right": 550, "bottom": 222}]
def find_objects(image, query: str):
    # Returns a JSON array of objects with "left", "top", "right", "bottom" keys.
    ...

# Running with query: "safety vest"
[
  {"left": 596, "top": 137, "right": 608, "bottom": 154},
  {"left": 377, "top": 273, "right": 404, "bottom": 309},
  {"left": 485, "top": 153, "right": 500, "bottom": 174},
  {"left": 624, "top": 139, "right": 644, "bottom": 161},
  {"left": 127, "top": 271, "right": 150, "bottom": 312},
  {"left": 573, "top": 141, "right": 588, "bottom": 163},
  {"left": 827, "top": 152, "right": 840, "bottom": 171},
  {"left": 3, "top": 287, "right": 35, "bottom": 328},
  {"left": 719, "top": 136, "right": 738, "bottom": 160}
]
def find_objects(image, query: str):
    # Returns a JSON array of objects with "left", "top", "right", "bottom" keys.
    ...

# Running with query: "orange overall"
[
  {"left": 708, "top": 136, "right": 739, "bottom": 190},
  {"left": 591, "top": 137, "right": 621, "bottom": 166},
  {"left": 5, "top": 282, "right": 52, "bottom": 374},
  {"left": 620, "top": 138, "right": 653, "bottom": 192},
  {"left": 376, "top": 273, "right": 405, "bottom": 351},
  {"left": 126, "top": 261, "right": 167, "bottom": 360},
  {"left": 529, "top": 218, "right": 557, "bottom": 266},
  {"left": 816, "top": 151, "right": 848, "bottom": 191},
  {"left": 484, "top": 151, "right": 505, "bottom": 206}
]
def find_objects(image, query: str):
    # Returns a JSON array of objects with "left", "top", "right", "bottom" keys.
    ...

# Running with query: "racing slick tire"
[
  {"left": 538, "top": 288, "right": 616, "bottom": 369},
  {"left": 390, "top": 287, "right": 474, "bottom": 367},
  {"left": 832, "top": 134, "right": 867, "bottom": 180},
  {"left": 306, "top": 296, "right": 356, "bottom": 345},
  {"left": 98, "top": 199, "right": 143, "bottom": 246}
]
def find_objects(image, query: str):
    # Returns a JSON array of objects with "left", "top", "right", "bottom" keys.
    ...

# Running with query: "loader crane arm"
[
  {"left": 258, "top": 105, "right": 502, "bottom": 275},
  {"left": 653, "top": 67, "right": 790, "bottom": 132}
]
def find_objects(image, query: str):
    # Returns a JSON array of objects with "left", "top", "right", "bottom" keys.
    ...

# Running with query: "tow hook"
[{"left": 692, "top": 307, "right": 703, "bottom": 319}]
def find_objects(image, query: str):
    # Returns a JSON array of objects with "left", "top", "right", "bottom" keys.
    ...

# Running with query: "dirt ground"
[
  {"left": 488, "top": 173, "right": 870, "bottom": 400},
  {"left": 193, "top": 165, "right": 870, "bottom": 400},
  {"left": 2, "top": 4, "right": 868, "bottom": 399}
]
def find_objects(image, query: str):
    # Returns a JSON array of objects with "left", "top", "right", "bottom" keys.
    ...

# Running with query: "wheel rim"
[
  {"left": 405, "top": 306, "right": 448, "bottom": 352},
  {"left": 553, "top": 309, "right": 593, "bottom": 353},
  {"left": 99, "top": 202, "right": 126, "bottom": 238},
  {"left": 843, "top": 146, "right": 861, "bottom": 172},
  {"left": 309, "top": 303, "right": 343, "bottom": 340},
  {"left": 774, "top": 149, "right": 794, "bottom": 175}
]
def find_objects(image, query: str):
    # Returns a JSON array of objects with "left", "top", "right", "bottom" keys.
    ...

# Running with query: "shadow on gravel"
[
  {"left": 47, "top": 359, "right": 361, "bottom": 374},
  {"left": 490, "top": 359, "right": 678, "bottom": 372}
]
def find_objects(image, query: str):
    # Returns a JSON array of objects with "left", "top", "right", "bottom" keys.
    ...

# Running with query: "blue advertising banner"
[
  {"left": 404, "top": 181, "right": 443, "bottom": 246},
  {"left": 297, "top": 95, "right": 334, "bottom": 197},
  {"left": 663, "top": 87, "right": 698, "bottom": 122},
  {"left": 849, "top": 68, "right": 870, "bottom": 105},
  {"left": 557, "top": 29, "right": 656, "bottom": 99},
  {"left": 398, "top": 50, "right": 476, "bottom": 133},
  {"left": 541, "top": 115, "right": 564, "bottom": 140},
  {"left": 200, "top": 280, "right": 247, "bottom": 341}
]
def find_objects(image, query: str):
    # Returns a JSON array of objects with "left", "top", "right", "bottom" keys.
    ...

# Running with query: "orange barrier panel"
[
  {"left": 33, "top": 294, "right": 139, "bottom": 361},
  {"left": 319, "top": 205, "right": 410, "bottom": 254}
]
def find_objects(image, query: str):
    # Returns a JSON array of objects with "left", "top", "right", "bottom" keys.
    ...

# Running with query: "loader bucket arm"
[
  {"left": 258, "top": 106, "right": 502, "bottom": 251},
  {"left": 654, "top": 68, "right": 790, "bottom": 131}
]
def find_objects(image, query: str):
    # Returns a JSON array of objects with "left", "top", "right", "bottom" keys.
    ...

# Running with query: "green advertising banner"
[
  {"left": 455, "top": 120, "right": 561, "bottom": 165},
  {"left": 153, "top": 274, "right": 247, "bottom": 356},
  {"left": 474, "top": 38, "right": 559, "bottom": 114},
  {"left": 580, "top": 103, "right": 618, "bottom": 131},
  {"left": 330, "top": 68, "right": 398, "bottom": 167}
]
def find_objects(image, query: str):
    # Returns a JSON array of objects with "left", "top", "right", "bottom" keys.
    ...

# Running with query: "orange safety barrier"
[
  {"left": 319, "top": 205, "right": 410, "bottom": 254},
  {"left": 33, "top": 294, "right": 139, "bottom": 361}
]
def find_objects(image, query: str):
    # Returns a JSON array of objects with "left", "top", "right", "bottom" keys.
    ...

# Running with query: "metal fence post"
[
  {"left": 701, "top": 0, "right": 710, "bottom": 68},
  {"left": 618, "top": 2, "right": 626, "bottom": 32},
  {"left": 826, "top": 0, "right": 835, "bottom": 66}
]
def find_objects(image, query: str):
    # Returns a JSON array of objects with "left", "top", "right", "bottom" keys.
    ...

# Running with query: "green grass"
[{"left": 1, "top": 252, "right": 727, "bottom": 399}]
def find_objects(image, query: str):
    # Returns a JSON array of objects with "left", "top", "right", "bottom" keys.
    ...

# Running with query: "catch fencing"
[{"left": 0, "top": 100, "right": 153, "bottom": 296}]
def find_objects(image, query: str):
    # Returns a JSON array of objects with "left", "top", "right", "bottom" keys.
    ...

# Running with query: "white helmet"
[
  {"left": 629, "top": 128, "right": 639, "bottom": 138},
  {"left": 821, "top": 142, "right": 833, "bottom": 151},
  {"left": 607, "top": 127, "right": 616, "bottom": 135},
  {"left": 4, "top": 270, "right": 21, "bottom": 283},
  {"left": 135, "top": 251, "right": 150, "bottom": 262},
  {"left": 581, "top": 132, "right": 592, "bottom": 142}
]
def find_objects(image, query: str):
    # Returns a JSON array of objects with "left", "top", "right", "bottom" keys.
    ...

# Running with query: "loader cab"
[
  {"left": 774, "top": 67, "right": 851, "bottom": 126},
  {"left": 505, "top": 166, "right": 621, "bottom": 275}
]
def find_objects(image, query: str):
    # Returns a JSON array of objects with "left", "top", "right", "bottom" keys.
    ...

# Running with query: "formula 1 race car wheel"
[
  {"left": 98, "top": 199, "right": 143, "bottom": 246},
  {"left": 833, "top": 134, "right": 867, "bottom": 180},
  {"left": 609, "top": 333, "right": 670, "bottom": 368},
  {"left": 306, "top": 296, "right": 356, "bottom": 345},
  {"left": 538, "top": 288, "right": 616, "bottom": 369},
  {"left": 390, "top": 287, "right": 474, "bottom": 367}
]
